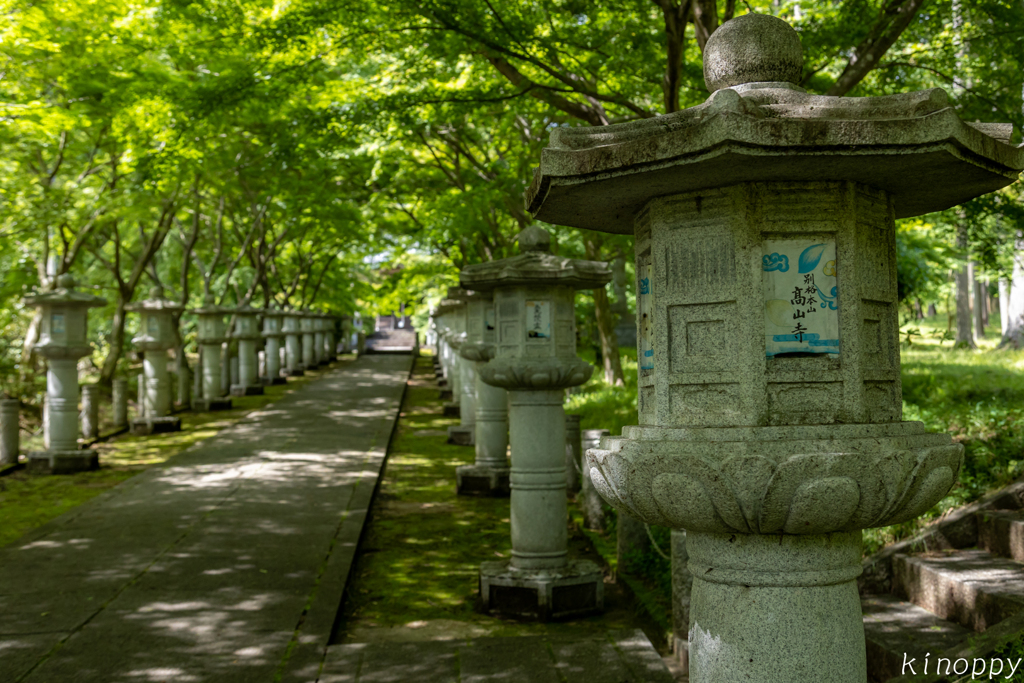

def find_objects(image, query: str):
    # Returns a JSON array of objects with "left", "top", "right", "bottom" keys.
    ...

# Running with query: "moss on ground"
[
  {"left": 0, "top": 358, "right": 353, "bottom": 548},
  {"left": 337, "top": 355, "right": 659, "bottom": 645}
]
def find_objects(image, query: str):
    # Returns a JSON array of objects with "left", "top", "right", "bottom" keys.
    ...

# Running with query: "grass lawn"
[{"left": 0, "top": 358, "right": 353, "bottom": 548}]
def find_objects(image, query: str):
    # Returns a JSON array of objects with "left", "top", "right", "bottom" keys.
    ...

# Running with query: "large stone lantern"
[
  {"left": 455, "top": 288, "right": 510, "bottom": 495},
  {"left": 282, "top": 310, "right": 304, "bottom": 376},
  {"left": 526, "top": 14, "right": 1023, "bottom": 682},
  {"left": 261, "top": 307, "right": 287, "bottom": 385},
  {"left": 462, "top": 226, "right": 611, "bottom": 620},
  {"left": 192, "top": 294, "right": 232, "bottom": 411},
  {"left": 126, "top": 286, "right": 184, "bottom": 434},
  {"left": 25, "top": 274, "right": 106, "bottom": 473},
  {"left": 230, "top": 305, "right": 264, "bottom": 396}
]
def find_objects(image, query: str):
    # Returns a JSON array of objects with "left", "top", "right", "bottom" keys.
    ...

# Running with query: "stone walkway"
[{"left": 0, "top": 354, "right": 413, "bottom": 683}]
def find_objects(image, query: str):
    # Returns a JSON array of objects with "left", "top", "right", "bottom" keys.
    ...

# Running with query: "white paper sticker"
[
  {"left": 763, "top": 240, "right": 839, "bottom": 357},
  {"left": 638, "top": 263, "right": 653, "bottom": 370},
  {"left": 525, "top": 301, "right": 551, "bottom": 340}
]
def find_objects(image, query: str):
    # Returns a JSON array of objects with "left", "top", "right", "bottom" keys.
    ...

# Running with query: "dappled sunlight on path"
[{"left": 0, "top": 354, "right": 412, "bottom": 683}]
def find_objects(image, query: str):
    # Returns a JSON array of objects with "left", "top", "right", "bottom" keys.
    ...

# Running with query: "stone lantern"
[
  {"left": 311, "top": 317, "right": 327, "bottom": 368},
  {"left": 525, "top": 14, "right": 1024, "bottom": 682},
  {"left": 261, "top": 307, "right": 287, "bottom": 385},
  {"left": 25, "top": 274, "right": 106, "bottom": 473},
  {"left": 323, "top": 315, "right": 337, "bottom": 362},
  {"left": 230, "top": 305, "right": 264, "bottom": 396},
  {"left": 126, "top": 286, "right": 184, "bottom": 434},
  {"left": 455, "top": 288, "right": 509, "bottom": 494},
  {"left": 282, "top": 310, "right": 304, "bottom": 376},
  {"left": 445, "top": 288, "right": 476, "bottom": 444},
  {"left": 340, "top": 315, "right": 352, "bottom": 354},
  {"left": 461, "top": 226, "right": 611, "bottom": 620},
  {"left": 300, "top": 311, "right": 317, "bottom": 369},
  {"left": 192, "top": 294, "right": 232, "bottom": 411}
]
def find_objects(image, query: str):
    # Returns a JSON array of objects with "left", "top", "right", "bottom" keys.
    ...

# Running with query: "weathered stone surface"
[
  {"left": 978, "top": 509, "right": 1024, "bottom": 562},
  {"left": 479, "top": 558, "right": 604, "bottom": 621},
  {"left": 703, "top": 14, "right": 802, "bottom": 93}
]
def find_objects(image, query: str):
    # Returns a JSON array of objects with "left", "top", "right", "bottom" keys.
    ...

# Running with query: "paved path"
[{"left": 0, "top": 354, "right": 413, "bottom": 683}]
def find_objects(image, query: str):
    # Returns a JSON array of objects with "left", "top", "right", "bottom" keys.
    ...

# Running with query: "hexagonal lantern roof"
[
  {"left": 525, "top": 14, "right": 1024, "bottom": 234},
  {"left": 24, "top": 274, "right": 107, "bottom": 310},
  {"left": 125, "top": 286, "right": 185, "bottom": 315},
  {"left": 460, "top": 226, "right": 611, "bottom": 290}
]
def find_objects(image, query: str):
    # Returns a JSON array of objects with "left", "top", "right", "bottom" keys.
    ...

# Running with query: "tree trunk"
[
  {"left": 972, "top": 266, "right": 985, "bottom": 340},
  {"left": 913, "top": 299, "right": 924, "bottom": 320},
  {"left": 927, "top": 303, "right": 937, "bottom": 317},
  {"left": 583, "top": 235, "right": 624, "bottom": 386},
  {"left": 100, "top": 296, "right": 129, "bottom": 384},
  {"left": 1000, "top": 246, "right": 1024, "bottom": 348},
  {"left": 999, "top": 279, "right": 1010, "bottom": 334},
  {"left": 954, "top": 225, "right": 976, "bottom": 349}
]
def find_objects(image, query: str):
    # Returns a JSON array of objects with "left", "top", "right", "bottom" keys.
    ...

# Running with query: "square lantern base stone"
[
  {"left": 479, "top": 559, "right": 604, "bottom": 621},
  {"left": 456, "top": 464, "right": 510, "bottom": 496},
  {"left": 284, "top": 369, "right": 305, "bottom": 377},
  {"left": 130, "top": 416, "right": 182, "bottom": 436},
  {"left": 194, "top": 397, "right": 233, "bottom": 411},
  {"left": 261, "top": 376, "right": 288, "bottom": 386},
  {"left": 447, "top": 425, "right": 475, "bottom": 446},
  {"left": 442, "top": 402, "right": 460, "bottom": 417},
  {"left": 27, "top": 449, "right": 99, "bottom": 475},
  {"left": 230, "top": 384, "right": 265, "bottom": 397}
]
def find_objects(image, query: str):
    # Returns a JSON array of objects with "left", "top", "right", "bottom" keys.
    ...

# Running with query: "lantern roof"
[
  {"left": 460, "top": 226, "right": 611, "bottom": 290},
  {"left": 191, "top": 293, "right": 232, "bottom": 316},
  {"left": 126, "top": 286, "right": 184, "bottom": 315},
  {"left": 24, "top": 274, "right": 107, "bottom": 309},
  {"left": 525, "top": 14, "right": 1024, "bottom": 235}
]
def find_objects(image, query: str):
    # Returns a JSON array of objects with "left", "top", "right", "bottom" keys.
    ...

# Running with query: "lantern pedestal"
[
  {"left": 230, "top": 306, "right": 264, "bottom": 397},
  {"left": 192, "top": 295, "right": 233, "bottom": 412},
  {"left": 447, "top": 426, "right": 474, "bottom": 446},
  {"left": 131, "top": 415, "right": 182, "bottom": 436},
  {"left": 28, "top": 449, "right": 98, "bottom": 474},
  {"left": 195, "top": 397, "right": 233, "bottom": 411},
  {"left": 479, "top": 558, "right": 604, "bottom": 621},
  {"left": 283, "top": 313, "right": 305, "bottom": 376}
]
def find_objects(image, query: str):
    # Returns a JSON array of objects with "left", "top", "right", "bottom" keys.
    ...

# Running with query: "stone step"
[
  {"left": 892, "top": 549, "right": 1024, "bottom": 632},
  {"left": 862, "top": 594, "right": 972, "bottom": 682},
  {"left": 320, "top": 630, "right": 674, "bottom": 683},
  {"left": 978, "top": 509, "right": 1024, "bottom": 561}
]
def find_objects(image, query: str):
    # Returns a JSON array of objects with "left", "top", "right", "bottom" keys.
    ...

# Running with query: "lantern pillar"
[
  {"left": 300, "top": 312, "right": 316, "bottom": 369},
  {"left": 283, "top": 312, "right": 304, "bottom": 376}
]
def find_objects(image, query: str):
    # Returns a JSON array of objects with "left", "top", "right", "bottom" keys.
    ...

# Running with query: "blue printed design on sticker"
[
  {"left": 762, "top": 253, "right": 789, "bottom": 272},
  {"left": 798, "top": 244, "right": 826, "bottom": 274}
]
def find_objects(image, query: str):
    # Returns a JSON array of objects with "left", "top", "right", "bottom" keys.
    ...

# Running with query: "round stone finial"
[
  {"left": 703, "top": 14, "right": 803, "bottom": 93},
  {"left": 149, "top": 285, "right": 164, "bottom": 300},
  {"left": 203, "top": 293, "right": 216, "bottom": 307},
  {"left": 57, "top": 273, "right": 76, "bottom": 290},
  {"left": 518, "top": 226, "right": 551, "bottom": 253}
]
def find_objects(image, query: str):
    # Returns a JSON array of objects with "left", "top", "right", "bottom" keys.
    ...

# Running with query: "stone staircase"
[
  {"left": 861, "top": 481, "right": 1024, "bottom": 682},
  {"left": 365, "top": 327, "right": 418, "bottom": 353}
]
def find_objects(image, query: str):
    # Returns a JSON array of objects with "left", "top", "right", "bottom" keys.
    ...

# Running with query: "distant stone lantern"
[
  {"left": 126, "top": 286, "right": 184, "bottom": 434},
  {"left": 455, "top": 288, "right": 509, "bottom": 494},
  {"left": 25, "top": 274, "right": 106, "bottom": 473},
  {"left": 312, "top": 314, "right": 327, "bottom": 366},
  {"left": 445, "top": 288, "right": 476, "bottom": 444},
  {"left": 282, "top": 310, "right": 304, "bottom": 376},
  {"left": 230, "top": 305, "right": 264, "bottom": 396},
  {"left": 462, "top": 226, "right": 611, "bottom": 620},
  {"left": 323, "top": 315, "right": 337, "bottom": 362},
  {"left": 192, "top": 294, "right": 232, "bottom": 411},
  {"left": 261, "top": 307, "right": 287, "bottom": 385},
  {"left": 300, "top": 311, "right": 317, "bottom": 369},
  {"left": 525, "top": 14, "right": 1024, "bottom": 682}
]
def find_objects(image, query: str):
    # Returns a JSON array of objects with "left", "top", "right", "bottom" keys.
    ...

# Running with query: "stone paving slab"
[
  {"left": 0, "top": 354, "right": 413, "bottom": 683},
  {"left": 320, "top": 630, "right": 675, "bottom": 683}
]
